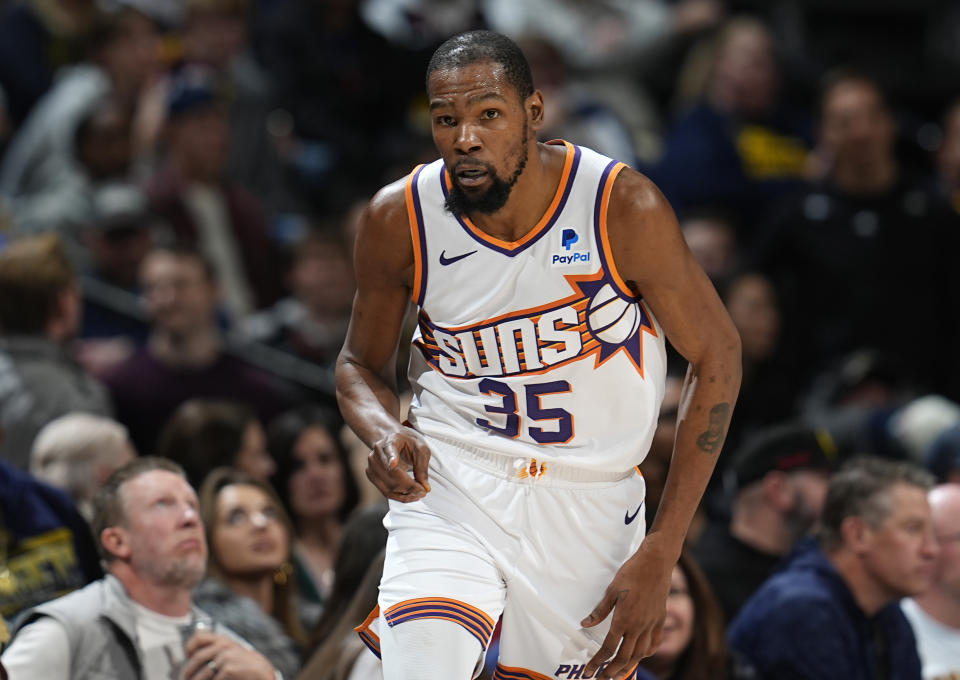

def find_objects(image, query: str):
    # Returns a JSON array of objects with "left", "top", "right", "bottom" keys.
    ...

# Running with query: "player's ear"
[{"left": 527, "top": 90, "right": 545, "bottom": 131}]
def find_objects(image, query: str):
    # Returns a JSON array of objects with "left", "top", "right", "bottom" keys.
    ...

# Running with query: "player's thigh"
[
  {"left": 378, "top": 494, "right": 506, "bottom": 676},
  {"left": 496, "top": 471, "right": 647, "bottom": 678}
]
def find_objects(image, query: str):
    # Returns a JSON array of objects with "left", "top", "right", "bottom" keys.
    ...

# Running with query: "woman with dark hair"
[
  {"left": 157, "top": 398, "right": 276, "bottom": 488},
  {"left": 195, "top": 467, "right": 307, "bottom": 679},
  {"left": 297, "top": 503, "right": 388, "bottom": 680},
  {"left": 267, "top": 404, "right": 360, "bottom": 630},
  {"left": 640, "top": 551, "right": 755, "bottom": 680}
]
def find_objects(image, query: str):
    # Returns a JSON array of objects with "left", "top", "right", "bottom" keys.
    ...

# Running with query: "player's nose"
[{"left": 454, "top": 122, "right": 482, "bottom": 154}]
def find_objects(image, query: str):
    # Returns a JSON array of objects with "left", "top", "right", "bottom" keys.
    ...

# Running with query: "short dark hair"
[
  {"left": 426, "top": 30, "right": 534, "bottom": 101},
  {"left": 819, "top": 456, "right": 934, "bottom": 552},
  {"left": 91, "top": 457, "right": 187, "bottom": 562},
  {"left": 156, "top": 399, "right": 257, "bottom": 488},
  {"left": 0, "top": 234, "right": 75, "bottom": 334}
]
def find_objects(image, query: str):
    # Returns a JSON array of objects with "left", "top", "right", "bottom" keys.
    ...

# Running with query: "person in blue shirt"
[{"left": 729, "top": 457, "right": 938, "bottom": 679}]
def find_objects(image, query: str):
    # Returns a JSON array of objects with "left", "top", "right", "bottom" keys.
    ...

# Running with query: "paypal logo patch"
[
  {"left": 553, "top": 229, "right": 590, "bottom": 267},
  {"left": 551, "top": 252, "right": 591, "bottom": 265}
]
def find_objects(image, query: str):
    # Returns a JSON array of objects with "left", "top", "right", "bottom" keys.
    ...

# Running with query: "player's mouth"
[{"left": 455, "top": 165, "right": 491, "bottom": 187}]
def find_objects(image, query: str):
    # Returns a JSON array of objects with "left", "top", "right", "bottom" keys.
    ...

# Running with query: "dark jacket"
[
  {"left": 0, "top": 460, "right": 102, "bottom": 622},
  {"left": 728, "top": 542, "right": 922, "bottom": 680}
]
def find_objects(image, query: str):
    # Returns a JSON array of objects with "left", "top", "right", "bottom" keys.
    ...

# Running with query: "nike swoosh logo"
[
  {"left": 439, "top": 249, "right": 477, "bottom": 266},
  {"left": 624, "top": 505, "right": 642, "bottom": 525}
]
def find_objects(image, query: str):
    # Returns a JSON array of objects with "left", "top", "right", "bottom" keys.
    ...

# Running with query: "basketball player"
[{"left": 335, "top": 31, "right": 741, "bottom": 680}]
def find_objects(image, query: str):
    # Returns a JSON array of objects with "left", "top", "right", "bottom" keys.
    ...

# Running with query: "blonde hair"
[
  {"left": 31, "top": 413, "right": 132, "bottom": 519},
  {"left": 0, "top": 234, "right": 74, "bottom": 333}
]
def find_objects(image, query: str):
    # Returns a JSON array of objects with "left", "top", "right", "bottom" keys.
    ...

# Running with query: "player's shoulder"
[
  {"left": 365, "top": 174, "right": 411, "bottom": 231},
  {"left": 608, "top": 165, "right": 670, "bottom": 216}
]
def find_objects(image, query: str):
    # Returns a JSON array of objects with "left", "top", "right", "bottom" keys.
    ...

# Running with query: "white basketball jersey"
[{"left": 405, "top": 140, "right": 667, "bottom": 473}]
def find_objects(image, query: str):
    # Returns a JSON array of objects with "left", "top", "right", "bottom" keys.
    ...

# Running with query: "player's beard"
[{"left": 445, "top": 122, "right": 529, "bottom": 218}]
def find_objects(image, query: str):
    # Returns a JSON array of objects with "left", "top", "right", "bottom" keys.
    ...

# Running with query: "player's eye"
[
  {"left": 482, "top": 109, "right": 499, "bottom": 119},
  {"left": 436, "top": 115, "right": 456, "bottom": 127}
]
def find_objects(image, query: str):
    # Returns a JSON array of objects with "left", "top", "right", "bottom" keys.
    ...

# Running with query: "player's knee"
[{"left": 380, "top": 618, "right": 485, "bottom": 680}]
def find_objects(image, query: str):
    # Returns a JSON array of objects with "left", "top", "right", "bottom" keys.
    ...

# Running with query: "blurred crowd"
[{"left": 0, "top": 0, "right": 959, "bottom": 678}]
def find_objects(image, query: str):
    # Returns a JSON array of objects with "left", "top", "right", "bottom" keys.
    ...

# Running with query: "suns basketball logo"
[
  {"left": 415, "top": 271, "right": 657, "bottom": 379},
  {"left": 586, "top": 283, "right": 641, "bottom": 345}
]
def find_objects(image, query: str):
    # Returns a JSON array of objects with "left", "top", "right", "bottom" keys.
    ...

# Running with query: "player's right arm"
[{"left": 335, "top": 178, "right": 432, "bottom": 502}]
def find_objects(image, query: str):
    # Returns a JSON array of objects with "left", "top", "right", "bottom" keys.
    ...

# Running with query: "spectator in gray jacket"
[
  {"left": 0, "top": 234, "right": 112, "bottom": 470},
  {"left": 1, "top": 456, "right": 280, "bottom": 679}
]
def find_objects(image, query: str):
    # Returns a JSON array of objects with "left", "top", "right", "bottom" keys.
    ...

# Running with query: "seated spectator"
[
  {"left": 651, "top": 16, "right": 812, "bottom": 233},
  {"left": 719, "top": 271, "right": 798, "bottom": 452},
  {"left": 925, "top": 425, "right": 960, "bottom": 484},
  {"left": 0, "top": 5, "right": 161, "bottom": 221},
  {"left": 6, "top": 95, "right": 134, "bottom": 242},
  {"left": 240, "top": 228, "right": 354, "bottom": 370},
  {"left": 267, "top": 405, "right": 360, "bottom": 630},
  {"left": 901, "top": 484, "right": 960, "bottom": 679},
  {"left": 640, "top": 551, "right": 754, "bottom": 680},
  {"left": 102, "top": 244, "right": 294, "bottom": 455},
  {"left": 29, "top": 412, "right": 136, "bottom": 521},
  {"left": 694, "top": 424, "right": 836, "bottom": 622},
  {"left": 299, "top": 552, "right": 385, "bottom": 680},
  {"left": 0, "top": 457, "right": 279, "bottom": 679},
  {"left": 157, "top": 398, "right": 276, "bottom": 489},
  {"left": 308, "top": 503, "right": 388, "bottom": 647},
  {"left": 729, "top": 457, "right": 938, "bottom": 679},
  {"left": 299, "top": 503, "right": 387, "bottom": 680},
  {"left": 0, "top": 457, "right": 102, "bottom": 623},
  {"left": 146, "top": 66, "right": 282, "bottom": 319},
  {"left": 75, "top": 182, "right": 157, "bottom": 375},
  {"left": 755, "top": 69, "right": 960, "bottom": 401},
  {"left": 680, "top": 207, "right": 738, "bottom": 285},
  {"left": 0, "top": 234, "right": 112, "bottom": 470},
  {"left": 178, "top": 0, "right": 285, "bottom": 210},
  {"left": 195, "top": 467, "right": 306, "bottom": 679},
  {"left": 0, "top": 0, "right": 96, "bottom": 127}
]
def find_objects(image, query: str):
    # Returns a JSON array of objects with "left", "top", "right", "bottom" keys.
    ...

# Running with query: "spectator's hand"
[
  {"left": 183, "top": 632, "right": 276, "bottom": 680},
  {"left": 367, "top": 428, "right": 432, "bottom": 502},
  {"left": 581, "top": 535, "right": 674, "bottom": 679}
]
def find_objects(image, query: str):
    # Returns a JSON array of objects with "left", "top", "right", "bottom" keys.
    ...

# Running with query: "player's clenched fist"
[{"left": 368, "top": 428, "right": 433, "bottom": 502}]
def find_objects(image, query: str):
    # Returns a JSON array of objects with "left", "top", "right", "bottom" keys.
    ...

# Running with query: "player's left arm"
[{"left": 582, "top": 168, "right": 742, "bottom": 679}]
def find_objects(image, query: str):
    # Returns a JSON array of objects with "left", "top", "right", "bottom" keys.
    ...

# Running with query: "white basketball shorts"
[{"left": 355, "top": 434, "right": 648, "bottom": 679}]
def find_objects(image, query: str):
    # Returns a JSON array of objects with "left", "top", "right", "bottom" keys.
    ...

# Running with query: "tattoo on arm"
[{"left": 696, "top": 403, "right": 730, "bottom": 454}]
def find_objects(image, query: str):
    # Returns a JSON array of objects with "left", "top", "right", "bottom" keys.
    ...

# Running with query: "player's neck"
[{"left": 466, "top": 142, "right": 564, "bottom": 242}]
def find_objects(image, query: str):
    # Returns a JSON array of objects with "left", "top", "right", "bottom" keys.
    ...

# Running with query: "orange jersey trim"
[
  {"left": 596, "top": 162, "right": 633, "bottom": 298},
  {"left": 406, "top": 164, "right": 427, "bottom": 305}
]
